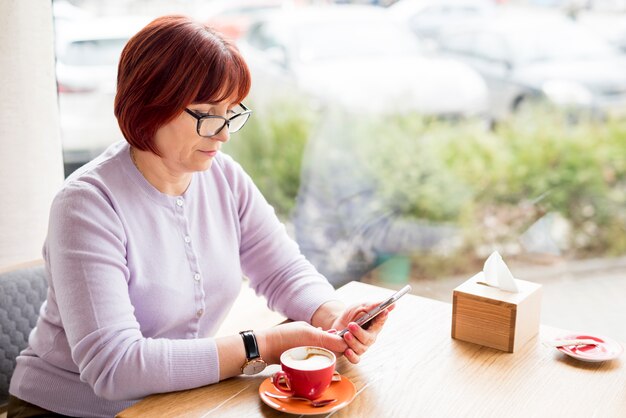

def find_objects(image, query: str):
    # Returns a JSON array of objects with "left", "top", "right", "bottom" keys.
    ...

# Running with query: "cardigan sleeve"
[
  {"left": 45, "top": 181, "right": 220, "bottom": 401},
  {"left": 217, "top": 154, "right": 338, "bottom": 323}
]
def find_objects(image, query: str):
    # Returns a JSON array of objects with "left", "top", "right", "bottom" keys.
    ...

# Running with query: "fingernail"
[
  {"left": 349, "top": 323, "right": 358, "bottom": 332},
  {"left": 345, "top": 332, "right": 352, "bottom": 340}
]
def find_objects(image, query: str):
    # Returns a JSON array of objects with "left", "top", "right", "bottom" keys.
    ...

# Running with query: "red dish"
[{"left": 556, "top": 334, "right": 623, "bottom": 362}]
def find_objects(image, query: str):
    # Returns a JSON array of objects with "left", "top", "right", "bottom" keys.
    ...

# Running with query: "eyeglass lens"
[{"left": 198, "top": 112, "right": 250, "bottom": 137}]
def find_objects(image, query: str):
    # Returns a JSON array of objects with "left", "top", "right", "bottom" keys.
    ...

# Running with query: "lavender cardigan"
[{"left": 9, "top": 141, "right": 336, "bottom": 417}]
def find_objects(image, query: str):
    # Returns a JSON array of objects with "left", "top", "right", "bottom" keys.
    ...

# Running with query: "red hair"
[{"left": 114, "top": 15, "right": 251, "bottom": 155}]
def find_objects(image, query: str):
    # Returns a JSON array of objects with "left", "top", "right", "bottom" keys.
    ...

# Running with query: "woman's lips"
[{"left": 199, "top": 150, "right": 218, "bottom": 157}]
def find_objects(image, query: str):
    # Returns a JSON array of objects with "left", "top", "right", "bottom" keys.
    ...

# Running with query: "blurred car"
[
  {"left": 574, "top": 11, "right": 626, "bottom": 53},
  {"left": 526, "top": 0, "right": 626, "bottom": 52},
  {"left": 436, "top": 8, "right": 626, "bottom": 120},
  {"left": 388, "top": 0, "right": 495, "bottom": 45},
  {"left": 527, "top": 0, "right": 626, "bottom": 13},
  {"left": 203, "top": 0, "right": 329, "bottom": 41},
  {"left": 52, "top": 0, "right": 92, "bottom": 23},
  {"left": 204, "top": 0, "right": 287, "bottom": 41},
  {"left": 238, "top": 5, "right": 488, "bottom": 117},
  {"left": 55, "top": 16, "right": 151, "bottom": 175}
]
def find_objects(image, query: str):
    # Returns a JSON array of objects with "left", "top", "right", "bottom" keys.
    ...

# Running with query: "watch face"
[{"left": 243, "top": 359, "right": 267, "bottom": 375}]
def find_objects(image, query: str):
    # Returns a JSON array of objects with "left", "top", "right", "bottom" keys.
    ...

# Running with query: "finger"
[
  {"left": 360, "top": 306, "right": 390, "bottom": 333},
  {"left": 362, "top": 301, "right": 382, "bottom": 312},
  {"left": 316, "top": 329, "right": 348, "bottom": 353},
  {"left": 348, "top": 319, "right": 379, "bottom": 346},
  {"left": 366, "top": 309, "right": 390, "bottom": 333},
  {"left": 357, "top": 299, "right": 394, "bottom": 316},
  {"left": 344, "top": 348, "right": 360, "bottom": 364},
  {"left": 352, "top": 306, "right": 371, "bottom": 322},
  {"left": 343, "top": 330, "right": 368, "bottom": 355},
  {"left": 351, "top": 302, "right": 380, "bottom": 327}
]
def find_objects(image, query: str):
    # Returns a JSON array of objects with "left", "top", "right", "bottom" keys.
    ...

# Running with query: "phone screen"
[{"left": 337, "top": 284, "right": 411, "bottom": 337}]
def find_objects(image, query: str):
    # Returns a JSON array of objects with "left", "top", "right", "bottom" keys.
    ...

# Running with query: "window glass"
[
  {"left": 507, "top": 23, "right": 615, "bottom": 64},
  {"left": 296, "top": 21, "right": 420, "bottom": 61},
  {"left": 59, "top": 38, "right": 128, "bottom": 66},
  {"left": 247, "top": 23, "right": 275, "bottom": 50},
  {"left": 440, "top": 32, "right": 476, "bottom": 55},
  {"left": 51, "top": 1, "right": 626, "bottom": 336},
  {"left": 473, "top": 32, "right": 508, "bottom": 62}
]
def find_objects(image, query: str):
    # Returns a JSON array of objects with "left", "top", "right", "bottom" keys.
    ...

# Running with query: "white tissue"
[{"left": 483, "top": 251, "right": 519, "bottom": 293}]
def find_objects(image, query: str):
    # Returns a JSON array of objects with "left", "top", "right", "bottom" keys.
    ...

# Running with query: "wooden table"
[{"left": 117, "top": 282, "right": 626, "bottom": 417}]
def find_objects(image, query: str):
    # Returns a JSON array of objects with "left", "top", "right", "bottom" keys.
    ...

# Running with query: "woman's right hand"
[{"left": 257, "top": 321, "right": 348, "bottom": 364}]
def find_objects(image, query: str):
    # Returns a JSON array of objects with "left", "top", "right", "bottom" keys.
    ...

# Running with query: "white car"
[
  {"left": 202, "top": 0, "right": 294, "bottom": 41},
  {"left": 238, "top": 5, "right": 488, "bottom": 117},
  {"left": 574, "top": 11, "right": 626, "bottom": 53},
  {"left": 388, "top": 0, "right": 495, "bottom": 44},
  {"left": 55, "top": 16, "right": 152, "bottom": 175},
  {"left": 437, "top": 8, "right": 626, "bottom": 120}
]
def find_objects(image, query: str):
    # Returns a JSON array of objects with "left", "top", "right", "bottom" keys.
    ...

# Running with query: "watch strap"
[{"left": 239, "top": 330, "right": 260, "bottom": 360}]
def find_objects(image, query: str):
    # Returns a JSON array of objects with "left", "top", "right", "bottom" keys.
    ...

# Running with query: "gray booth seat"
[{"left": 0, "top": 262, "right": 47, "bottom": 410}]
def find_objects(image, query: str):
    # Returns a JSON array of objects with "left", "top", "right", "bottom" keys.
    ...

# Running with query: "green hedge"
[{"left": 360, "top": 107, "right": 626, "bottom": 260}]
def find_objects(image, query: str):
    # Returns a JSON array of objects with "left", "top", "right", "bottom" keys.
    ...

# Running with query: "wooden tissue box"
[{"left": 451, "top": 274, "right": 542, "bottom": 352}]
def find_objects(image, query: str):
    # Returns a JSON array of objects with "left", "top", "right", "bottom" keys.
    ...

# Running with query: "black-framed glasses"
[{"left": 184, "top": 103, "right": 252, "bottom": 137}]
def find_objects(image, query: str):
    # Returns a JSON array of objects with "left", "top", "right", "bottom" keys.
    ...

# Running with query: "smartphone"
[{"left": 337, "top": 284, "right": 411, "bottom": 337}]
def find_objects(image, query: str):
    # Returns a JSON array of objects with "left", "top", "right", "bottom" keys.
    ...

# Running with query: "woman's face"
[{"left": 152, "top": 99, "right": 237, "bottom": 174}]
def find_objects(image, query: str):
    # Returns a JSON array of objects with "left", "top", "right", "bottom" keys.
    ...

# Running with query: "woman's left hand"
[{"left": 328, "top": 302, "right": 395, "bottom": 364}]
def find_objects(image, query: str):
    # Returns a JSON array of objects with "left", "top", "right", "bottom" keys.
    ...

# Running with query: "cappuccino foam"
[{"left": 283, "top": 350, "right": 333, "bottom": 371}]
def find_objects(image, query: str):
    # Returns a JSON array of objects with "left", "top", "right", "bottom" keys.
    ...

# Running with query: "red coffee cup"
[{"left": 271, "top": 346, "right": 336, "bottom": 400}]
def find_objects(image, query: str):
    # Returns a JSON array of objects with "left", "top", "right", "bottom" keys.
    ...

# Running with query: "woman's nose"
[{"left": 212, "top": 126, "right": 230, "bottom": 143}]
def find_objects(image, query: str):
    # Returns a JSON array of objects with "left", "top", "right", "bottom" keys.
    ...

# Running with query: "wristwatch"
[{"left": 239, "top": 330, "right": 267, "bottom": 375}]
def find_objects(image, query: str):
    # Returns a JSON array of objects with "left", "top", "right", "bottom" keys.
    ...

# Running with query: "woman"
[{"left": 8, "top": 15, "right": 391, "bottom": 417}]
